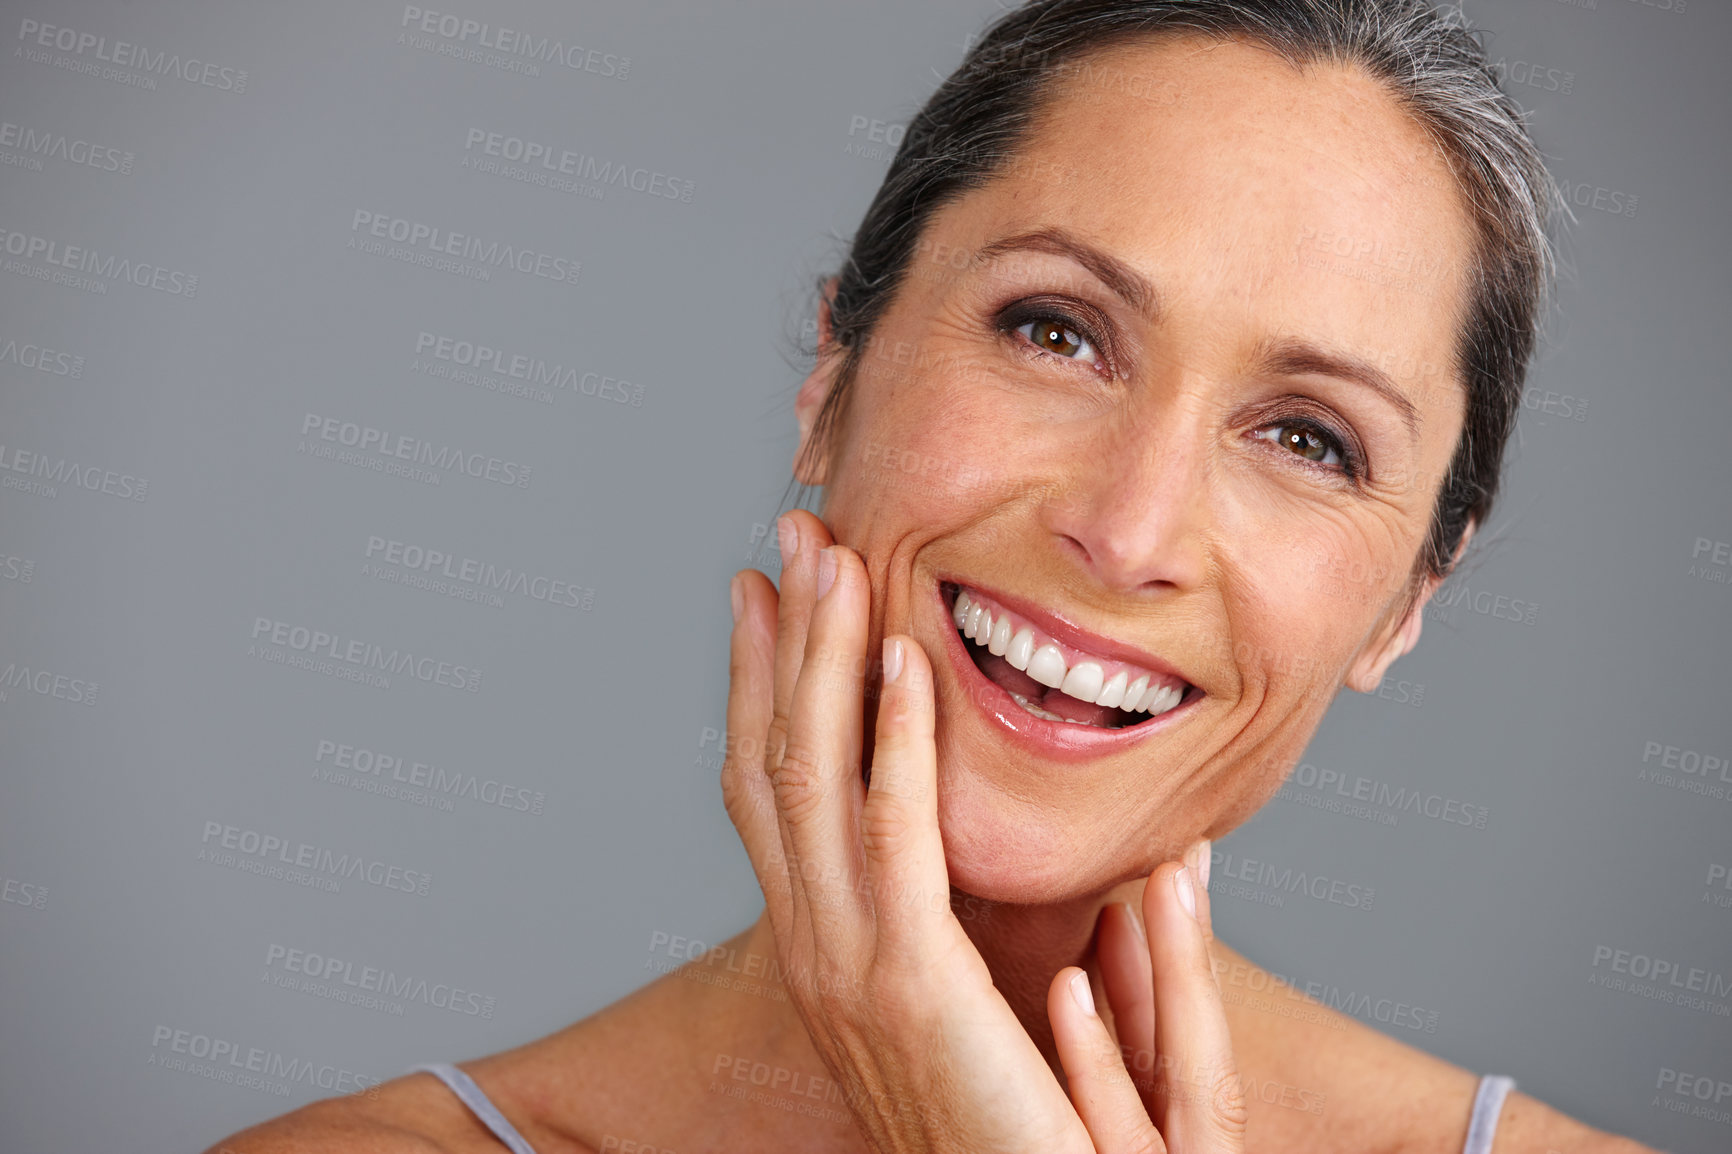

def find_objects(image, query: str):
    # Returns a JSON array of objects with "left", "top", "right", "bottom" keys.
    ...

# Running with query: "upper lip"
[{"left": 938, "top": 576, "right": 1196, "bottom": 691}]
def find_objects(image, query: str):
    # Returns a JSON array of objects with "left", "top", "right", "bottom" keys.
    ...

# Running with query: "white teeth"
[
  {"left": 1026, "top": 644, "right": 1067, "bottom": 689},
  {"left": 953, "top": 587, "right": 1190, "bottom": 720},
  {"left": 1059, "top": 661, "right": 1103, "bottom": 704},
  {"left": 1009, "top": 692, "right": 1066, "bottom": 722},
  {"left": 1095, "top": 670, "right": 1128, "bottom": 709}
]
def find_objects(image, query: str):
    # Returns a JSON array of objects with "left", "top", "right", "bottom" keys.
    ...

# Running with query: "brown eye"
[
  {"left": 1255, "top": 422, "right": 1345, "bottom": 469},
  {"left": 1025, "top": 318, "right": 1080, "bottom": 355},
  {"left": 1015, "top": 318, "right": 1096, "bottom": 363}
]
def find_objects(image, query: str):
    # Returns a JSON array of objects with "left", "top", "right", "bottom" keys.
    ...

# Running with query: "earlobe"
[
  {"left": 793, "top": 365, "right": 834, "bottom": 485},
  {"left": 1344, "top": 578, "right": 1434, "bottom": 694},
  {"left": 1344, "top": 519, "right": 1475, "bottom": 694},
  {"left": 793, "top": 277, "right": 843, "bottom": 487}
]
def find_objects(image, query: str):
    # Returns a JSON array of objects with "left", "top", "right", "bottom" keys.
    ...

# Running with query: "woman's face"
[{"left": 796, "top": 35, "right": 1476, "bottom": 905}]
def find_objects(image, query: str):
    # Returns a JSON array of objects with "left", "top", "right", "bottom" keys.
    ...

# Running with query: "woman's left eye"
[
  {"left": 1015, "top": 318, "right": 1097, "bottom": 364},
  {"left": 1253, "top": 421, "right": 1347, "bottom": 471}
]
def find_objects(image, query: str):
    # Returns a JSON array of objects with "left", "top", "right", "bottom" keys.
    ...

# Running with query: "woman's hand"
[{"left": 721, "top": 508, "right": 1246, "bottom": 1153}]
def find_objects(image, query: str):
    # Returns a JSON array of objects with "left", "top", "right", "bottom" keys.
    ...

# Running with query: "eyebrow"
[
  {"left": 1252, "top": 336, "right": 1423, "bottom": 441},
  {"left": 973, "top": 226, "right": 1427, "bottom": 437},
  {"left": 975, "top": 227, "right": 1162, "bottom": 322}
]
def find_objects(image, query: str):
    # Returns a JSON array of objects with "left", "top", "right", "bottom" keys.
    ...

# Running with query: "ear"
[
  {"left": 793, "top": 276, "right": 844, "bottom": 486},
  {"left": 1344, "top": 518, "right": 1476, "bottom": 693}
]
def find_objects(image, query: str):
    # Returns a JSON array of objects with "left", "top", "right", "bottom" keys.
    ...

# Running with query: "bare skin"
[{"left": 206, "top": 35, "right": 1660, "bottom": 1154}]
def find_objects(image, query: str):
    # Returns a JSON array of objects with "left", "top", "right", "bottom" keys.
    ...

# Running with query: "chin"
[{"left": 912, "top": 573, "right": 1206, "bottom": 905}]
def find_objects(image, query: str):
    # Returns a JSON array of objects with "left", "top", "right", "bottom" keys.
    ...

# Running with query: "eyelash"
[
  {"left": 995, "top": 300, "right": 1112, "bottom": 376},
  {"left": 995, "top": 300, "right": 1364, "bottom": 481},
  {"left": 1250, "top": 417, "right": 1361, "bottom": 480}
]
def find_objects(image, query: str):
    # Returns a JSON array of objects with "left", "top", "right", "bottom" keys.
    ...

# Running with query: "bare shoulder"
[
  {"left": 198, "top": 1066, "right": 599, "bottom": 1154},
  {"left": 1207, "top": 938, "right": 1660, "bottom": 1154}
]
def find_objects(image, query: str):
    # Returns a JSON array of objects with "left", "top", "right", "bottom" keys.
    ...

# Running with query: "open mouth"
[{"left": 940, "top": 581, "right": 1195, "bottom": 731}]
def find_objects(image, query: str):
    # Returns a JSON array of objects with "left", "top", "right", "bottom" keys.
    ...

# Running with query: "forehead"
[{"left": 947, "top": 34, "right": 1477, "bottom": 405}]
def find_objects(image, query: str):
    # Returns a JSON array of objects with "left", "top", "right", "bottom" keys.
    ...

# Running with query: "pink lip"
[
  {"left": 945, "top": 576, "right": 1194, "bottom": 685},
  {"left": 930, "top": 579, "right": 1201, "bottom": 763}
]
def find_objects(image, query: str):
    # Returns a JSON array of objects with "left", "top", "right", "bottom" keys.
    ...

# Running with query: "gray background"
[{"left": 0, "top": 0, "right": 1727, "bottom": 1150}]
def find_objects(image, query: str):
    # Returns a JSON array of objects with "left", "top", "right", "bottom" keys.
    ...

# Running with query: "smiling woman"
[{"left": 208, "top": 2, "right": 1659, "bottom": 1153}]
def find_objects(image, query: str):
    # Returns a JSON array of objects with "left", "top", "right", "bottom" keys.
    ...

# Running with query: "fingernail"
[
  {"left": 1175, "top": 866, "right": 1198, "bottom": 920},
  {"left": 1069, "top": 970, "right": 1096, "bottom": 1016},
  {"left": 1197, "top": 839, "right": 1212, "bottom": 892},
  {"left": 729, "top": 575, "right": 744, "bottom": 624},
  {"left": 817, "top": 546, "right": 837, "bottom": 600},
  {"left": 777, "top": 514, "right": 799, "bottom": 570},
  {"left": 882, "top": 637, "right": 904, "bottom": 685},
  {"left": 1117, "top": 899, "right": 1143, "bottom": 938}
]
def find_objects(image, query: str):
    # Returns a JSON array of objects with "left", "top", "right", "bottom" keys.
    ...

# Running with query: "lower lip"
[{"left": 932, "top": 581, "right": 1200, "bottom": 762}]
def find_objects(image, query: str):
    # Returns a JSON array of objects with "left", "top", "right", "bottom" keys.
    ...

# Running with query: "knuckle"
[
  {"left": 1207, "top": 1066, "right": 1251, "bottom": 1139},
  {"left": 859, "top": 793, "right": 915, "bottom": 858},
  {"left": 770, "top": 744, "right": 832, "bottom": 822}
]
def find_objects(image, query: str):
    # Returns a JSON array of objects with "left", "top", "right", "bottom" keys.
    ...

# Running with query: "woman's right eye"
[{"left": 1013, "top": 317, "right": 1099, "bottom": 365}]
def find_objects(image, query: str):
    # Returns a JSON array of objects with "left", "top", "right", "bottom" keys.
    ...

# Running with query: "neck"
[{"left": 730, "top": 878, "right": 1143, "bottom": 1081}]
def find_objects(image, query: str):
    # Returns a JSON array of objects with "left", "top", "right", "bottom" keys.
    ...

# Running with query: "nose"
[{"left": 1039, "top": 400, "right": 1212, "bottom": 594}]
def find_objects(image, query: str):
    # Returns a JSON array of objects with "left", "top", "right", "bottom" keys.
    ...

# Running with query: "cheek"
[
  {"left": 1210, "top": 483, "right": 1411, "bottom": 685},
  {"left": 829, "top": 362, "right": 1036, "bottom": 530}
]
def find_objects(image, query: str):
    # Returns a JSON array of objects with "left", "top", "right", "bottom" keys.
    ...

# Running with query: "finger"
[
  {"left": 860, "top": 633, "right": 951, "bottom": 956},
  {"left": 766, "top": 510, "right": 836, "bottom": 770},
  {"left": 1144, "top": 861, "right": 1248, "bottom": 1150},
  {"left": 1049, "top": 966, "right": 1166, "bottom": 1154},
  {"left": 762, "top": 510, "right": 835, "bottom": 945},
  {"left": 718, "top": 569, "right": 793, "bottom": 933},
  {"left": 774, "top": 544, "right": 872, "bottom": 939},
  {"left": 1189, "top": 839, "right": 1215, "bottom": 948},
  {"left": 1097, "top": 900, "right": 1159, "bottom": 1110}
]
